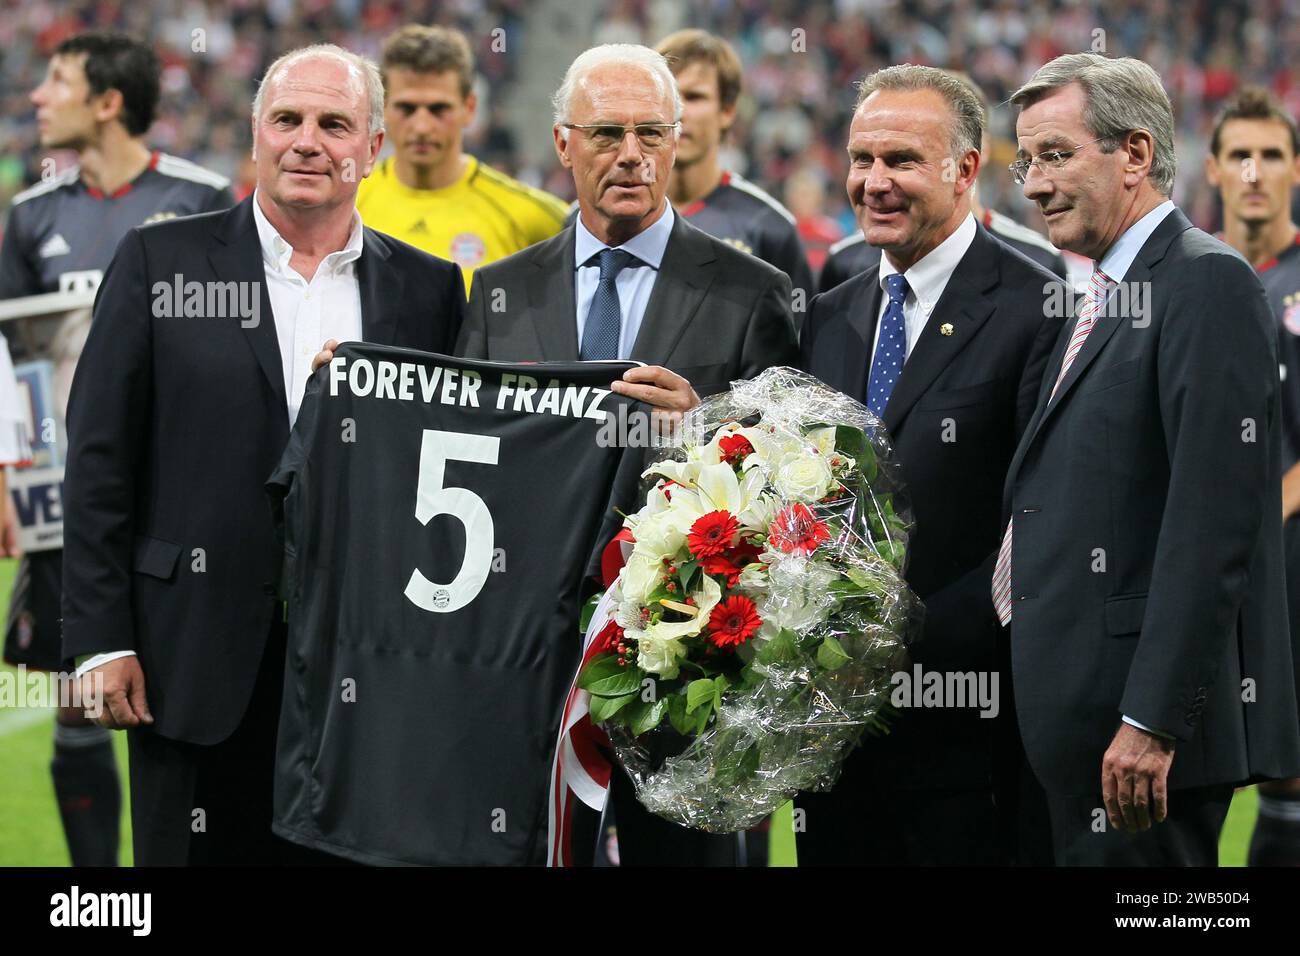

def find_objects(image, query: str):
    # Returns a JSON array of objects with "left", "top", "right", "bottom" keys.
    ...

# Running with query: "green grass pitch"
[{"left": 0, "top": 557, "right": 1259, "bottom": 866}]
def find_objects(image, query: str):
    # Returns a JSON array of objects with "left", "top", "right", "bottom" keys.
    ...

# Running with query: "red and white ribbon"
[{"left": 546, "top": 532, "right": 634, "bottom": 866}]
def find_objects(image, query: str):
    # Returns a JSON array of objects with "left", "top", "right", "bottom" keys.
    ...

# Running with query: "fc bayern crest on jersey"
[
  {"left": 1283, "top": 293, "right": 1300, "bottom": 337},
  {"left": 450, "top": 232, "right": 487, "bottom": 269}
]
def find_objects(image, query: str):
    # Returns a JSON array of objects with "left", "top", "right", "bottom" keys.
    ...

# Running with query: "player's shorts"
[{"left": 3, "top": 548, "right": 65, "bottom": 672}]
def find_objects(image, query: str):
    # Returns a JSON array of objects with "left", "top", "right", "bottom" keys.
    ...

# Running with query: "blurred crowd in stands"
[{"left": 4, "top": 0, "right": 1300, "bottom": 257}]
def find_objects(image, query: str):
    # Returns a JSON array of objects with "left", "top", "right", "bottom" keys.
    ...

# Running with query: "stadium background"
[{"left": 1, "top": 0, "right": 1294, "bottom": 864}]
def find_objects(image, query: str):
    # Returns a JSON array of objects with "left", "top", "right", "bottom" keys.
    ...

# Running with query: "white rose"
[
  {"left": 636, "top": 628, "right": 686, "bottom": 679},
  {"left": 620, "top": 552, "right": 662, "bottom": 605},
  {"left": 773, "top": 454, "right": 833, "bottom": 502}
]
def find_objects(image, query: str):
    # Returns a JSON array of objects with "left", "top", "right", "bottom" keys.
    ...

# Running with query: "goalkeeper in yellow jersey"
[{"left": 358, "top": 25, "right": 568, "bottom": 289}]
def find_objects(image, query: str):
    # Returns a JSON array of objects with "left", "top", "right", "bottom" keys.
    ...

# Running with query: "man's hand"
[
  {"left": 83, "top": 656, "right": 153, "bottom": 730},
  {"left": 0, "top": 483, "right": 21, "bottom": 558},
  {"left": 1101, "top": 721, "right": 1175, "bottom": 832},
  {"left": 1283, "top": 460, "right": 1300, "bottom": 522},
  {"left": 311, "top": 338, "right": 340, "bottom": 374},
  {"left": 610, "top": 365, "right": 700, "bottom": 440}
]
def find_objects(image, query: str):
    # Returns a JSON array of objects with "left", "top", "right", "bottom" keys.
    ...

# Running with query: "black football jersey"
[
  {"left": 818, "top": 208, "right": 1069, "bottom": 292},
  {"left": 1261, "top": 233, "right": 1300, "bottom": 471},
  {"left": 679, "top": 171, "right": 814, "bottom": 310},
  {"left": 269, "top": 343, "right": 641, "bottom": 865},
  {"left": 0, "top": 151, "right": 233, "bottom": 299}
]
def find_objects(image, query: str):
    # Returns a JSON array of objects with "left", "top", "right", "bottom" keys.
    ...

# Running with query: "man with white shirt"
[
  {"left": 797, "top": 64, "right": 1065, "bottom": 865},
  {"left": 996, "top": 53, "right": 1300, "bottom": 865},
  {"left": 61, "top": 44, "right": 464, "bottom": 864}
]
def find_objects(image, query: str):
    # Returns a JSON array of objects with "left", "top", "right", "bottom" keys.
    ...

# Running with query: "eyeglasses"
[
  {"left": 562, "top": 123, "right": 679, "bottom": 151},
  {"left": 1008, "top": 136, "right": 1116, "bottom": 185}
]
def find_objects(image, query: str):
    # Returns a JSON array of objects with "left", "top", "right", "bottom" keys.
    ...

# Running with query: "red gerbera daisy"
[
  {"left": 718, "top": 433, "right": 754, "bottom": 465},
  {"left": 700, "top": 539, "right": 763, "bottom": 587},
  {"left": 708, "top": 595, "right": 762, "bottom": 648},
  {"left": 688, "top": 510, "right": 740, "bottom": 558},
  {"left": 769, "top": 504, "right": 831, "bottom": 555}
]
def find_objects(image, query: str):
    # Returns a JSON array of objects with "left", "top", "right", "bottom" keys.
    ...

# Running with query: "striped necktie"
[{"left": 992, "top": 267, "right": 1116, "bottom": 626}]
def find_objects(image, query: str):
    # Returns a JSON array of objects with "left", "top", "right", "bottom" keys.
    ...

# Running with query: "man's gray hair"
[
  {"left": 1010, "top": 53, "right": 1176, "bottom": 196},
  {"left": 552, "top": 44, "right": 683, "bottom": 139},
  {"left": 855, "top": 64, "right": 985, "bottom": 159},
  {"left": 252, "top": 44, "right": 385, "bottom": 137}
]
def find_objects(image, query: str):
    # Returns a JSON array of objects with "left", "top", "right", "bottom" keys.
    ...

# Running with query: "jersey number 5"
[{"left": 404, "top": 429, "right": 500, "bottom": 613}]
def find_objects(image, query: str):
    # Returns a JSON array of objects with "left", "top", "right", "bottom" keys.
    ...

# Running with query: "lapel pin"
[{"left": 940, "top": 323, "right": 954, "bottom": 336}]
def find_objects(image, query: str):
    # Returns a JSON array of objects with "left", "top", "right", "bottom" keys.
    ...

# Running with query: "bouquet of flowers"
[{"left": 577, "top": 367, "right": 917, "bottom": 832}]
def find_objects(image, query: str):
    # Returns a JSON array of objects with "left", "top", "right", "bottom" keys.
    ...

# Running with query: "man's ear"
[
  {"left": 719, "top": 100, "right": 738, "bottom": 135},
  {"left": 1124, "top": 129, "right": 1156, "bottom": 186},
  {"left": 1204, "top": 152, "right": 1221, "bottom": 189},
  {"left": 93, "top": 88, "right": 125, "bottom": 127},
  {"left": 363, "top": 128, "right": 385, "bottom": 177},
  {"left": 553, "top": 125, "right": 573, "bottom": 169}
]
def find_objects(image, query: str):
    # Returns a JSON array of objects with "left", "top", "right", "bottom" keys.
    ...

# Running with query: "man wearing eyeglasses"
[
  {"left": 997, "top": 53, "right": 1300, "bottom": 866},
  {"left": 455, "top": 43, "right": 798, "bottom": 866}
]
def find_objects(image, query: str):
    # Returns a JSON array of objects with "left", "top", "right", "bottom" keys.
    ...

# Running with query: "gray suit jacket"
[
  {"left": 456, "top": 213, "right": 798, "bottom": 393},
  {"left": 1002, "top": 207, "right": 1300, "bottom": 795}
]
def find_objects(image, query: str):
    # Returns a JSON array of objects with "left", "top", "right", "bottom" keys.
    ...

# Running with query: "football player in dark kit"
[
  {"left": 0, "top": 32, "right": 233, "bottom": 867},
  {"left": 1206, "top": 86, "right": 1300, "bottom": 866},
  {"left": 654, "top": 29, "right": 814, "bottom": 323}
]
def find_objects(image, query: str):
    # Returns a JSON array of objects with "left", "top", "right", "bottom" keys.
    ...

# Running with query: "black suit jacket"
[
  {"left": 1003, "top": 207, "right": 1300, "bottom": 795},
  {"left": 800, "top": 222, "right": 1065, "bottom": 790},
  {"left": 61, "top": 196, "right": 465, "bottom": 744},
  {"left": 455, "top": 213, "right": 799, "bottom": 392}
]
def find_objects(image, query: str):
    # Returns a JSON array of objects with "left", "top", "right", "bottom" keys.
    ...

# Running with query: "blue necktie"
[
  {"left": 580, "top": 248, "right": 636, "bottom": 360},
  {"left": 866, "top": 273, "right": 909, "bottom": 418}
]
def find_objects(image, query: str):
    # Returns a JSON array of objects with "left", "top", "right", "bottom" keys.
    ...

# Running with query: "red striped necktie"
[{"left": 992, "top": 267, "right": 1116, "bottom": 626}]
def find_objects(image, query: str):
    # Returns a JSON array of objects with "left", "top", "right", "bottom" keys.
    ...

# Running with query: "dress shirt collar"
[
  {"left": 574, "top": 201, "right": 675, "bottom": 271},
  {"left": 1096, "top": 199, "right": 1175, "bottom": 283},
  {"left": 251, "top": 189, "right": 364, "bottom": 278},
  {"left": 878, "top": 211, "right": 977, "bottom": 315}
]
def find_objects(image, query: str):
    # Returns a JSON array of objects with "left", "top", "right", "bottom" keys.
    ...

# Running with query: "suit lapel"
[
  {"left": 1012, "top": 206, "right": 1194, "bottom": 473},
  {"left": 841, "top": 269, "right": 882, "bottom": 405},
  {"left": 882, "top": 226, "right": 998, "bottom": 434},
  {"left": 629, "top": 216, "right": 715, "bottom": 365},
  {"left": 357, "top": 228, "right": 399, "bottom": 346},
  {"left": 207, "top": 197, "right": 288, "bottom": 421},
  {"left": 527, "top": 227, "right": 579, "bottom": 360}
]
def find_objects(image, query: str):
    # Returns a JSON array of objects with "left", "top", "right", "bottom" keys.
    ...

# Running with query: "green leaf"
[
  {"left": 712, "top": 674, "right": 731, "bottom": 712},
  {"left": 667, "top": 692, "right": 692, "bottom": 735},
  {"left": 816, "top": 635, "right": 852, "bottom": 671},
  {"left": 756, "top": 627, "right": 799, "bottom": 665},
  {"left": 578, "top": 592, "right": 603, "bottom": 635},
  {"left": 834, "top": 424, "right": 868, "bottom": 459},
  {"left": 692, "top": 703, "right": 712, "bottom": 735},
  {"left": 686, "top": 678, "right": 716, "bottom": 714},
  {"left": 588, "top": 690, "right": 637, "bottom": 723},
  {"left": 578, "top": 655, "right": 643, "bottom": 697},
  {"left": 629, "top": 696, "right": 668, "bottom": 736},
  {"left": 713, "top": 738, "right": 761, "bottom": 788}
]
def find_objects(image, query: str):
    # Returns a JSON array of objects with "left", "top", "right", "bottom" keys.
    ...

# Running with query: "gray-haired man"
[
  {"left": 997, "top": 53, "right": 1300, "bottom": 865},
  {"left": 62, "top": 44, "right": 465, "bottom": 864}
]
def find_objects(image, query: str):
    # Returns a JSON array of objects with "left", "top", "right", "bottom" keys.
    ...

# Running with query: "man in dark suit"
[
  {"left": 998, "top": 53, "right": 1300, "bottom": 865},
  {"left": 456, "top": 43, "right": 798, "bottom": 866},
  {"left": 62, "top": 45, "right": 465, "bottom": 865},
  {"left": 796, "top": 65, "right": 1064, "bottom": 865}
]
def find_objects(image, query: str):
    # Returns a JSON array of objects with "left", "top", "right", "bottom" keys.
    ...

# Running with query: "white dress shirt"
[
  {"left": 252, "top": 190, "right": 364, "bottom": 426},
  {"left": 574, "top": 203, "right": 675, "bottom": 359},
  {"left": 76, "top": 193, "right": 366, "bottom": 678},
  {"left": 870, "top": 211, "right": 978, "bottom": 362}
]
